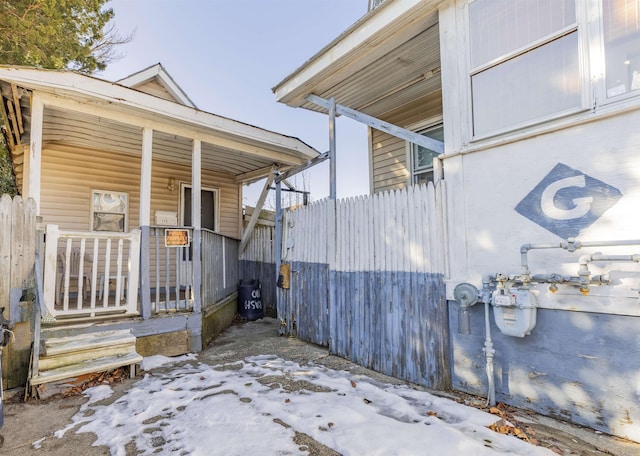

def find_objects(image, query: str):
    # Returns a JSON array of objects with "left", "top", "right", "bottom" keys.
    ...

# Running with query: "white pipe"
[
  {"left": 520, "top": 239, "right": 640, "bottom": 284},
  {"left": 576, "top": 253, "right": 640, "bottom": 293},
  {"left": 480, "top": 277, "right": 496, "bottom": 406},
  {"left": 483, "top": 299, "right": 496, "bottom": 407}
]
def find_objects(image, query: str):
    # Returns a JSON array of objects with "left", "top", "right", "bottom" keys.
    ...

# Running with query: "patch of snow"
[
  {"left": 140, "top": 353, "right": 197, "bottom": 371},
  {"left": 58, "top": 356, "right": 553, "bottom": 456}
]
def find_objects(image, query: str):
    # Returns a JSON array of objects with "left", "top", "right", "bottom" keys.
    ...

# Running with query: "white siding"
[{"left": 445, "top": 109, "right": 640, "bottom": 316}]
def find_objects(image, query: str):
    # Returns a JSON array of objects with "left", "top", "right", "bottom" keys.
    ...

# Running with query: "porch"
[{"left": 42, "top": 224, "right": 239, "bottom": 335}]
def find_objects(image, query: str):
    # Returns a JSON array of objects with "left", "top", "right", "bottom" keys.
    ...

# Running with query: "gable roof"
[
  {"left": 0, "top": 65, "right": 319, "bottom": 185},
  {"left": 117, "top": 63, "right": 197, "bottom": 108}
]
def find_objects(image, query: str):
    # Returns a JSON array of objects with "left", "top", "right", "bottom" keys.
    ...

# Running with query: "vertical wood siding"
[
  {"left": 239, "top": 225, "right": 277, "bottom": 312},
  {"left": 278, "top": 183, "right": 450, "bottom": 389}
]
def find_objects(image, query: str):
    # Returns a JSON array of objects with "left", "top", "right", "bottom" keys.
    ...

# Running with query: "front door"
[{"left": 182, "top": 185, "right": 217, "bottom": 231}]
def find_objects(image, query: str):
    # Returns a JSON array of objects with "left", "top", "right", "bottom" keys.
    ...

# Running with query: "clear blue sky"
[{"left": 99, "top": 0, "right": 370, "bottom": 206}]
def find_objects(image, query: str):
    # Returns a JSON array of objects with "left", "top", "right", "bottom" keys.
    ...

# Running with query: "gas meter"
[{"left": 491, "top": 288, "right": 537, "bottom": 337}]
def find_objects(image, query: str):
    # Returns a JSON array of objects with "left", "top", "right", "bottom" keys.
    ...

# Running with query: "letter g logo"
[{"left": 540, "top": 175, "right": 593, "bottom": 220}]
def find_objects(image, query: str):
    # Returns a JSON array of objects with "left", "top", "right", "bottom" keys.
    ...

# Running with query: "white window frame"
[
  {"left": 179, "top": 182, "right": 220, "bottom": 232},
  {"left": 593, "top": 0, "right": 640, "bottom": 105},
  {"left": 90, "top": 189, "right": 129, "bottom": 233},
  {"left": 466, "top": 0, "right": 589, "bottom": 140},
  {"left": 405, "top": 117, "right": 444, "bottom": 186},
  {"left": 463, "top": 0, "right": 640, "bottom": 144}
]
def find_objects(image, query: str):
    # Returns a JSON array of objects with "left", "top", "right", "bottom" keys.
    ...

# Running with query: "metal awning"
[{"left": 272, "top": 0, "right": 441, "bottom": 120}]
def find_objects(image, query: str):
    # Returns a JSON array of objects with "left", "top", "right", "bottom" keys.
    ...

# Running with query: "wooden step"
[
  {"left": 43, "top": 330, "right": 136, "bottom": 356},
  {"left": 38, "top": 342, "right": 137, "bottom": 371},
  {"left": 30, "top": 352, "right": 142, "bottom": 386},
  {"left": 29, "top": 329, "right": 142, "bottom": 394}
]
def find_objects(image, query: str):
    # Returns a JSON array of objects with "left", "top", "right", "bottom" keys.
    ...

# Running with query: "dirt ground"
[{"left": 0, "top": 318, "right": 638, "bottom": 456}]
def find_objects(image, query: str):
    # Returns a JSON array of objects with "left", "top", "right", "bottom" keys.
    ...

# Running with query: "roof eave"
[
  {"left": 0, "top": 66, "right": 319, "bottom": 162},
  {"left": 273, "top": 0, "right": 440, "bottom": 109}
]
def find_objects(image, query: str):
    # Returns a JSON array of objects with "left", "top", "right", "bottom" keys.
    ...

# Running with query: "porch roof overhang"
[
  {"left": 0, "top": 66, "right": 319, "bottom": 185},
  {"left": 272, "top": 0, "right": 441, "bottom": 121}
]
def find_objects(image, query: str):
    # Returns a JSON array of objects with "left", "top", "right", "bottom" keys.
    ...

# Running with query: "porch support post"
[
  {"left": 139, "top": 127, "right": 153, "bottom": 319},
  {"left": 192, "top": 139, "right": 202, "bottom": 316},
  {"left": 27, "top": 92, "right": 44, "bottom": 212},
  {"left": 329, "top": 97, "right": 337, "bottom": 201}
]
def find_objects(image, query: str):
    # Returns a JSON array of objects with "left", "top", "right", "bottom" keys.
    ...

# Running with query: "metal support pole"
[
  {"left": 275, "top": 179, "right": 282, "bottom": 277},
  {"left": 329, "top": 97, "right": 337, "bottom": 201},
  {"left": 275, "top": 179, "right": 284, "bottom": 333}
]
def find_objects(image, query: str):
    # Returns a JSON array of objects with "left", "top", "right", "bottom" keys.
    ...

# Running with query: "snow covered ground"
[{"left": 51, "top": 354, "right": 553, "bottom": 456}]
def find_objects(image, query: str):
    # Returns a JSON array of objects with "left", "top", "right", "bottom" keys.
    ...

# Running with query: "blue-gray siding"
[{"left": 449, "top": 302, "right": 640, "bottom": 439}]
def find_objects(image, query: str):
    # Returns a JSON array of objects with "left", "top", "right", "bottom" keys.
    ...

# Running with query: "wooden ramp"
[{"left": 28, "top": 329, "right": 142, "bottom": 396}]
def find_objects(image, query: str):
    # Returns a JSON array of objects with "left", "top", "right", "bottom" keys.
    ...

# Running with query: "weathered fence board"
[
  {"left": 0, "top": 194, "right": 37, "bottom": 309},
  {"left": 277, "top": 182, "right": 450, "bottom": 389},
  {"left": 240, "top": 225, "right": 277, "bottom": 313},
  {"left": 0, "top": 194, "right": 38, "bottom": 389}
]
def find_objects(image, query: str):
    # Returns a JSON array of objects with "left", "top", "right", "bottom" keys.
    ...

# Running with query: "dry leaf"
[
  {"left": 489, "top": 407, "right": 502, "bottom": 415},
  {"left": 285, "top": 398, "right": 291, "bottom": 403},
  {"left": 427, "top": 411, "right": 438, "bottom": 417},
  {"left": 328, "top": 422, "right": 334, "bottom": 428},
  {"left": 350, "top": 380, "right": 356, "bottom": 388}
]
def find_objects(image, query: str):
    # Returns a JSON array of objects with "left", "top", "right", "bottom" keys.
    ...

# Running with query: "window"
[
  {"left": 603, "top": 0, "right": 640, "bottom": 98},
  {"left": 412, "top": 125, "right": 444, "bottom": 185},
  {"left": 91, "top": 190, "right": 128, "bottom": 232},
  {"left": 469, "top": 0, "right": 581, "bottom": 137}
]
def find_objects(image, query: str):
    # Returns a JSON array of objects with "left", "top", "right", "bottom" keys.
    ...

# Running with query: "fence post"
[
  {"left": 0, "top": 195, "right": 12, "bottom": 315},
  {"left": 328, "top": 198, "right": 337, "bottom": 353},
  {"left": 10, "top": 196, "right": 24, "bottom": 291}
]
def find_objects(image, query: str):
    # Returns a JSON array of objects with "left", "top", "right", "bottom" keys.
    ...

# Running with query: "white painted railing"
[
  {"left": 202, "top": 229, "right": 239, "bottom": 305},
  {"left": 43, "top": 225, "right": 141, "bottom": 319}
]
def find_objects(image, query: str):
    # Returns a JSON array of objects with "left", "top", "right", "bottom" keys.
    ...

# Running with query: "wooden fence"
[
  {"left": 277, "top": 182, "right": 450, "bottom": 389},
  {"left": 0, "top": 194, "right": 38, "bottom": 389},
  {"left": 239, "top": 225, "right": 277, "bottom": 313},
  {"left": 0, "top": 194, "right": 37, "bottom": 319}
]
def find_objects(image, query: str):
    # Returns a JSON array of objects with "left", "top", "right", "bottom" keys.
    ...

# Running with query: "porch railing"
[
  {"left": 43, "top": 225, "right": 239, "bottom": 320},
  {"left": 146, "top": 226, "right": 194, "bottom": 313},
  {"left": 201, "top": 229, "right": 239, "bottom": 305},
  {"left": 43, "top": 225, "right": 141, "bottom": 319},
  {"left": 144, "top": 227, "right": 238, "bottom": 314}
]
